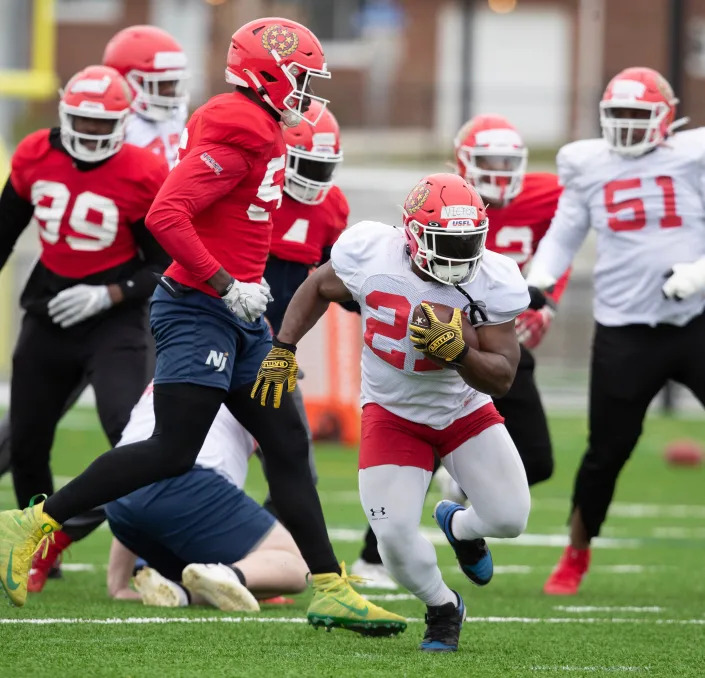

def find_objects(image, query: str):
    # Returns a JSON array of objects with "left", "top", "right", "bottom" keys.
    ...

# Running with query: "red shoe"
[
  {"left": 543, "top": 546, "right": 590, "bottom": 595},
  {"left": 28, "top": 529, "right": 73, "bottom": 593},
  {"left": 260, "top": 595, "right": 295, "bottom": 605}
]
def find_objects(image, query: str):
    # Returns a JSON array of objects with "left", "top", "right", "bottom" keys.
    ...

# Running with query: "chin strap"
[{"left": 454, "top": 284, "right": 489, "bottom": 327}]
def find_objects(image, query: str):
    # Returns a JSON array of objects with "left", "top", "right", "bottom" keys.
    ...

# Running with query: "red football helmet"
[
  {"left": 283, "top": 101, "right": 342, "bottom": 205},
  {"left": 403, "top": 173, "right": 489, "bottom": 285},
  {"left": 59, "top": 65, "right": 132, "bottom": 163},
  {"left": 225, "top": 17, "right": 329, "bottom": 127},
  {"left": 103, "top": 25, "right": 188, "bottom": 122},
  {"left": 600, "top": 67, "right": 679, "bottom": 156},
  {"left": 454, "top": 114, "right": 527, "bottom": 206}
]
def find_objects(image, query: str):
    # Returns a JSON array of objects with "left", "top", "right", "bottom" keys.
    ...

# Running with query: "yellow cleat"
[
  {"left": 0, "top": 499, "right": 61, "bottom": 607},
  {"left": 307, "top": 562, "right": 407, "bottom": 636}
]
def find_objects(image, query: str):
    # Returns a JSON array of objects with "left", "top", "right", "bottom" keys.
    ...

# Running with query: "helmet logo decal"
[
  {"left": 262, "top": 25, "right": 299, "bottom": 58},
  {"left": 404, "top": 182, "right": 431, "bottom": 215}
]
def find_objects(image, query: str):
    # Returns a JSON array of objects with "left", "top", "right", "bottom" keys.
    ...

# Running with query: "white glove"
[
  {"left": 261, "top": 277, "right": 274, "bottom": 303},
  {"left": 48, "top": 284, "right": 112, "bottom": 328},
  {"left": 662, "top": 258, "right": 705, "bottom": 301},
  {"left": 221, "top": 279, "right": 269, "bottom": 322},
  {"left": 525, "top": 261, "right": 558, "bottom": 290}
]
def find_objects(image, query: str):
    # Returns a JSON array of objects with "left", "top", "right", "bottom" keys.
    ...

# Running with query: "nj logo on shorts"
[{"left": 205, "top": 350, "right": 229, "bottom": 372}]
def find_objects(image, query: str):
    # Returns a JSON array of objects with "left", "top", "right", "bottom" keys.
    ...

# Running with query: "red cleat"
[
  {"left": 28, "top": 529, "right": 73, "bottom": 593},
  {"left": 543, "top": 546, "right": 590, "bottom": 595},
  {"left": 260, "top": 595, "right": 295, "bottom": 605}
]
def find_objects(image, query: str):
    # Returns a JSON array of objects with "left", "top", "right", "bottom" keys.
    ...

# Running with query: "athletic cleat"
[
  {"left": 0, "top": 498, "right": 61, "bottom": 607},
  {"left": 434, "top": 500, "right": 493, "bottom": 586},
  {"left": 181, "top": 563, "right": 259, "bottom": 612},
  {"left": 543, "top": 546, "right": 590, "bottom": 595},
  {"left": 349, "top": 558, "right": 399, "bottom": 590},
  {"left": 419, "top": 591, "right": 466, "bottom": 652},
  {"left": 307, "top": 562, "right": 407, "bottom": 636},
  {"left": 134, "top": 567, "right": 188, "bottom": 607},
  {"left": 28, "top": 529, "right": 72, "bottom": 593},
  {"left": 182, "top": 563, "right": 260, "bottom": 612}
]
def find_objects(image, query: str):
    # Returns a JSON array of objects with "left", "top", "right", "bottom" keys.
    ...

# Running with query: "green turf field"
[{"left": 0, "top": 409, "right": 703, "bottom": 677}]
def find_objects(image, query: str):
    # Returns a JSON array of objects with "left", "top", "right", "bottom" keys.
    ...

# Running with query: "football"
[{"left": 411, "top": 301, "right": 480, "bottom": 352}]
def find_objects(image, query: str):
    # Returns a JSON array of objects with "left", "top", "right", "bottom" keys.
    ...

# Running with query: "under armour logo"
[{"left": 369, "top": 507, "right": 386, "bottom": 517}]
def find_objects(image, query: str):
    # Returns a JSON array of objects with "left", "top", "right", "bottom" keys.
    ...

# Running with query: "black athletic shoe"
[{"left": 419, "top": 591, "right": 466, "bottom": 652}]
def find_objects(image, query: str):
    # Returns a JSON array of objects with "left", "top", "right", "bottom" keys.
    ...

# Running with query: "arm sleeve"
[
  {"left": 117, "top": 219, "right": 173, "bottom": 301},
  {"left": 0, "top": 179, "right": 34, "bottom": 272},
  {"left": 528, "top": 150, "right": 591, "bottom": 285},
  {"left": 145, "top": 142, "right": 253, "bottom": 282}
]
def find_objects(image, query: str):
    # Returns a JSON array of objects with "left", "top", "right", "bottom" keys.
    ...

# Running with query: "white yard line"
[
  {"left": 553, "top": 605, "right": 666, "bottom": 613},
  {"left": 0, "top": 615, "right": 703, "bottom": 626}
]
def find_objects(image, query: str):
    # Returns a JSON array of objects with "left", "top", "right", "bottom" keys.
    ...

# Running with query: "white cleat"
[
  {"left": 433, "top": 466, "right": 468, "bottom": 506},
  {"left": 349, "top": 558, "right": 399, "bottom": 590},
  {"left": 182, "top": 563, "right": 260, "bottom": 612},
  {"left": 134, "top": 567, "right": 188, "bottom": 607}
]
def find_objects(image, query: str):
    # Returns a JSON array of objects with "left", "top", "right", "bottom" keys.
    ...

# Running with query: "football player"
[
  {"left": 103, "top": 24, "right": 189, "bottom": 169},
  {"left": 1, "top": 26, "right": 191, "bottom": 592},
  {"left": 352, "top": 114, "right": 568, "bottom": 588},
  {"left": 259, "top": 100, "right": 348, "bottom": 510},
  {"left": 105, "top": 381, "right": 309, "bottom": 610},
  {"left": 0, "top": 18, "right": 406, "bottom": 636},
  {"left": 526, "top": 67, "right": 705, "bottom": 595},
  {"left": 253, "top": 173, "right": 532, "bottom": 651},
  {"left": 0, "top": 64, "right": 169, "bottom": 578}
]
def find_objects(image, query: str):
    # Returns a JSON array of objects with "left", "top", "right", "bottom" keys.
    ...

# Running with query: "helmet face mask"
[
  {"left": 403, "top": 174, "right": 489, "bottom": 286},
  {"left": 600, "top": 100, "right": 669, "bottom": 157},
  {"left": 283, "top": 102, "right": 342, "bottom": 205},
  {"left": 407, "top": 218, "right": 488, "bottom": 285},
  {"left": 126, "top": 67, "right": 189, "bottom": 122}
]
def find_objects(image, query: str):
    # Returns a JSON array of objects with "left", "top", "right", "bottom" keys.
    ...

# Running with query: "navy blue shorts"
[
  {"left": 105, "top": 467, "right": 276, "bottom": 581},
  {"left": 150, "top": 285, "right": 272, "bottom": 392}
]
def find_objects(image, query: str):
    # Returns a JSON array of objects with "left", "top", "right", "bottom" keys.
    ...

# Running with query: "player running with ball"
[{"left": 253, "top": 173, "right": 532, "bottom": 651}]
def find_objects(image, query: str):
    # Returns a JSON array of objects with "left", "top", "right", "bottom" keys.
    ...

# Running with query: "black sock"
[
  {"left": 229, "top": 565, "right": 247, "bottom": 587},
  {"left": 360, "top": 526, "right": 383, "bottom": 565}
]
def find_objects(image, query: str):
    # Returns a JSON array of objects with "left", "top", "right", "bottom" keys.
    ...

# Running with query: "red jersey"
[
  {"left": 270, "top": 185, "right": 349, "bottom": 265},
  {"left": 146, "top": 92, "right": 286, "bottom": 297},
  {"left": 9, "top": 129, "right": 167, "bottom": 278},
  {"left": 485, "top": 172, "right": 562, "bottom": 272}
]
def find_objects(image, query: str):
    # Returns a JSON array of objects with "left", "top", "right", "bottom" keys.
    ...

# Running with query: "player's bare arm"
[
  {"left": 278, "top": 261, "right": 353, "bottom": 345},
  {"left": 456, "top": 320, "right": 521, "bottom": 397},
  {"left": 253, "top": 262, "right": 351, "bottom": 408}
]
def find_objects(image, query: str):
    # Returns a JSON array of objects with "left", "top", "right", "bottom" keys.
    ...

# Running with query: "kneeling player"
[
  {"left": 253, "top": 174, "right": 531, "bottom": 651},
  {"left": 105, "top": 382, "right": 309, "bottom": 610}
]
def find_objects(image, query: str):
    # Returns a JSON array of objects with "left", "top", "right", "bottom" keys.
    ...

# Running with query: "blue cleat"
[
  {"left": 419, "top": 591, "right": 466, "bottom": 652},
  {"left": 433, "top": 500, "right": 493, "bottom": 586}
]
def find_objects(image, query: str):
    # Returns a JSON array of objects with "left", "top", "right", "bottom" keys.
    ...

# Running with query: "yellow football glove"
[
  {"left": 408, "top": 302, "right": 468, "bottom": 363},
  {"left": 251, "top": 340, "right": 298, "bottom": 408}
]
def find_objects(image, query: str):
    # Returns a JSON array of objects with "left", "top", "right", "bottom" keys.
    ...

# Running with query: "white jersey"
[
  {"left": 531, "top": 131, "right": 705, "bottom": 327},
  {"left": 124, "top": 105, "right": 187, "bottom": 170},
  {"left": 118, "top": 382, "right": 254, "bottom": 488},
  {"left": 331, "top": 221, "right": 529, "bottom": 428}
]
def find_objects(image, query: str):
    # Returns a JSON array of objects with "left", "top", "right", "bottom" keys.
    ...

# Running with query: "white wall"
[{"left": 436, "top": 3, "right": 572, "bottom": 146}]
